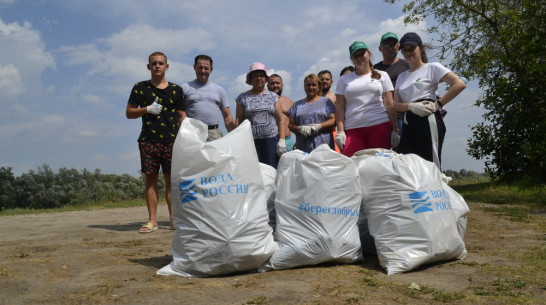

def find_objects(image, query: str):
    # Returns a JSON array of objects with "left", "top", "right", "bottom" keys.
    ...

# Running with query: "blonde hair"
[{"left": 304, "top": 74, "right": 322, "bottom": 94}]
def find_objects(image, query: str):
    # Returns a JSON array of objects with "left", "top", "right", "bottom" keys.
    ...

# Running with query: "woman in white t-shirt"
[
  {"left": 335, "top": 41, "right": 398, "bottom": 157},
  {"left": 394, "top": 32, "right": 466, "bottom": 169}
]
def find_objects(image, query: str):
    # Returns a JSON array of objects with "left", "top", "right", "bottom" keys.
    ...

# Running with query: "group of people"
[{"left": 126, "top": 31, "right": 466, "bottom": 233}]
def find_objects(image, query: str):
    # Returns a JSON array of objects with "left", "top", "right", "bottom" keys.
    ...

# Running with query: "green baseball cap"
[
  {"left": 349, "top": 41, "right": 368, "bottom": 56},
  {"left": 380, "top": 32, "right": 398, "bottom": 44}
]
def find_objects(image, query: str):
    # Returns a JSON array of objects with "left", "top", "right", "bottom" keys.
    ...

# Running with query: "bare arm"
[
  {"left": 393, "top": 89, "right": 410, "bottom": 113},
  {"left": 288, "top": 117, "right": 300, "bottom": 134},
  {"left": 335, "top": 94, "right": 346, "bottom": 132},
  {"left": 235, "top": 104, "right": 244, "bottom": 127},
  {"left": 438, "top": 72, "right": 467, "bottom": 106},
  {"left": 383, "top": 91, "right": 398, "bottom": 132},
  {"left": 178, "top": 110, "right": 186, "bottom": 125},
  {"left": 275, "top": 101, "right": 286, "bottom": 139},
  {"left": 221, "top": 107, "right": 235, "bottom": 132},
  {"left": 325, "top": 91, "right": 336, "bottom": 105},
  {"left": 126, "top": 103, "right": 147, "bottom": 119},
  {"left": 320, "top": 113, "right": 336, "bottom": 130}
]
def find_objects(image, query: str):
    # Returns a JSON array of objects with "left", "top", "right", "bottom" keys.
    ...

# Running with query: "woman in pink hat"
[{"left": 235, "top": 62, "right": 284, "bottom": 168}]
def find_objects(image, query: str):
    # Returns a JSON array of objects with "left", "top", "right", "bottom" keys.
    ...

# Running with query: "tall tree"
[{"left": 386, "top": 0, "right": 546, "bottom": 182}]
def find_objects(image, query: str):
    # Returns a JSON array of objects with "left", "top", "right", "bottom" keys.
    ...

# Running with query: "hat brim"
[
  {"left": 400, "top": 41, "right": 420, "bottom": 47},
  {"left": 246, "top": 70, "right": 269, "bottom": 85},
  {"left": 350, "top": 47, "right": 368, "bottom": 56}
]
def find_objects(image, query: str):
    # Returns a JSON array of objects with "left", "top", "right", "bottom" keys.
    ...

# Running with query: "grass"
[
  {"left": 0, "top": 199, "right": 147, "bottom": 216},
  {"left": 449, "top": 180, "right": 545, "bottom": 208}
]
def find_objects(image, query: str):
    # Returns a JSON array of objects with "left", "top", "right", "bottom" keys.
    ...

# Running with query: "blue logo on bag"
[
  {"left": 179, "top": 179, "right": 198, "bottom": 204},
  {"left": 409, "top": 191, "right": 433, "bottom": 214}
]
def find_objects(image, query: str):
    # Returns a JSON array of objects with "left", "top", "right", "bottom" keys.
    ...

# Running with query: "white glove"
[
  {"left": 430, "top": 100, "right": 442, "bottom": 112},
  {"left": 335, "top": 131, "right": 346, "bottom": 151},
  {"left": 408, "top": 101, "right": 434, "bottom": 117},
  {"left": 276, "top": 138, "right": 286, "bottom": 156},
  {"left": 391, "top": 130, "right": 400, "bottom": 148},
  {"left": 299, "top": 125, "right": 312, "bottom": 137},
  {"left": 146, "top": 97, "right": 162, "bottom": 115},
  {"left": 309, "top": 123, "right": 322, "bottom": 135}
]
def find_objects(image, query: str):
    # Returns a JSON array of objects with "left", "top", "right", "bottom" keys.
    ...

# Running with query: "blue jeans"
[
  {"left": 397, "top": 117, "right": 404, "bottom": 137},
  {"left": 254, "top": 136, "right": 279, "bottom": 169}
]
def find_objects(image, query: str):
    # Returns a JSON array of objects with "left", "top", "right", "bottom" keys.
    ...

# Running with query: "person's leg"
[
  {"left": 159, "top": 142, "right": 174, "bottom": 229},
  {"left": 139, "top": 141, "right": 161, "bottom": 232},
  {"left": 267, "top": 135, "right": 279, "bottom": 168},
  {"left": 163, "top": 172, "right": 173, "bottom": 229},
  {"left": 143, "top": 173, "right": 159, "bottom": 231},
  {"left": 366, "top": 122, "right": 392, "bottom": 150}
]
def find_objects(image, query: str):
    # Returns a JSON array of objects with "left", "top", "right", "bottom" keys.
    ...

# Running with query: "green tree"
[{"left": 386, "top": 0, "right": 546, "bottom": 182}]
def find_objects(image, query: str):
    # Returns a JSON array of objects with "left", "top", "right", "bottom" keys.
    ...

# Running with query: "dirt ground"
[{"left": 0, "top": 201, "right": 544, "bottom": 305}]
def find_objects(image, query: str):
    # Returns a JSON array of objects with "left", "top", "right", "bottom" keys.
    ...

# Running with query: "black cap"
[{"left": 399, "top": 32, "right": 422, "bottom": 47}]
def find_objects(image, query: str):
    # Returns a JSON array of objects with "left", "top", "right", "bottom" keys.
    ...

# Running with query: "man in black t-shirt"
[
  {"left": 374, "top": 32, "right": 410, "bottom": 137},
  {"left": 126, "top": 51, "right": 186, "bottom": 233}
]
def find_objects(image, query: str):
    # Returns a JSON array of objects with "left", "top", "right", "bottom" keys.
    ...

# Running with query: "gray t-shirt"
[
  {"left": 236, "top": 91, "right": 279, "bottom": 139},
  {"left": 181, "top": 80, "right": 229, "bottom": 126}
]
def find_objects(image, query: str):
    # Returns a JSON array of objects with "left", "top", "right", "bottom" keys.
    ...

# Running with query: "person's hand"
[
  {"left": 391, "top": 130, "right": 400, "bottom": 148},
  {"left": 299, "top": 125, "right": 312, "bottom": 137},
  {"left": 335, "top": 131, "right": 346, "bottom": 151},
  {"left": 146, "top": 97, "right": 163, "bottom": 115},
  {"left": 408, "top": 101, "right": 434, "bottom": 117},
  {"left": 276, "top": 138, "right": 286, "bottom": 156},
  {"left": 430, "top": 100, "right": 442, "bottom": 112},
  {"left": 309, "top": 123, "right": 322, "bottom": 135}
]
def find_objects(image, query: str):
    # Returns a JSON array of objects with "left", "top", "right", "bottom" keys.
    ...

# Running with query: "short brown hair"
[{"left": 148, "top": 51, "right": 167, "bottom": 64}]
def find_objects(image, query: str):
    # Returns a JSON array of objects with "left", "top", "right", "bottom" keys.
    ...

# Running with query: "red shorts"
[
  {"left": 138, "top": 141, "right": 173, "bottom": 175},
  {"left": 342, "top": 122, "right": 392, "bottom": 157}
]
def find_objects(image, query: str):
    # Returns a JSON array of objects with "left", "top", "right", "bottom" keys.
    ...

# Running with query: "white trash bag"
[
  {"left": 260, "top": 145, "right": 363, "bottom": 271},
  {"left": 259, "top": 163, "right": 277, "bottom": 231},
  {"left": 352, "top": 149, "right": 469, "bottom": 275},
  {"left": 157, "top": 118, "right": 278, "bottom": 277}
]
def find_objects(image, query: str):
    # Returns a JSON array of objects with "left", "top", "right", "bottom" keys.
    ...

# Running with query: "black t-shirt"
[
  {"left": 374, "top": 59, "right": 410, "bottom": 118},
  {"left": 128, "top": 80, "right": 186, "bottom": 143},
  {"left": 373, "top": 58, "right": 410, "bottom": 87}
]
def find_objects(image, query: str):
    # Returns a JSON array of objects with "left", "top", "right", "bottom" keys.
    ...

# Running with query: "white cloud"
[
  {"left": 79, "top": 131, "right": 98, "bottom": 137},
  {"left": 0, "top": 64, "right": 24, "bottom": 98},
  {"left": 0, "top": 18, "right": 55, "bottom": 105},
  {"left": 43, "top": 115, "right": 64, "bottom": 125},
  {"left": 82, "top": 94, "right": 114, "bottom": 109}
]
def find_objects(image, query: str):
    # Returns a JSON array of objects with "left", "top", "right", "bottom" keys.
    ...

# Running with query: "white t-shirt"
[
  {"left": 395, "top": 62, "right": 451, "bottom": 103},
  {"left": 335, "top": 70, "right": 393, "bottom": 130}
]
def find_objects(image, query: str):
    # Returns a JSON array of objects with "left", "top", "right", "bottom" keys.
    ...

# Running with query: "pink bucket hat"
[{"left": 246, "top": 62, "right": 269, "bottom": 85}]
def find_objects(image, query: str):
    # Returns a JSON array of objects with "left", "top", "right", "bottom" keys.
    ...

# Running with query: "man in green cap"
[{"left": 373, "top": 32, "right": 410, "bottom": 137}]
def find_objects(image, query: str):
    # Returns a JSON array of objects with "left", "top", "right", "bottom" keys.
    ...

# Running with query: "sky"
[{"left": 0, "top": 0, "right": 486, "bottom": 177}]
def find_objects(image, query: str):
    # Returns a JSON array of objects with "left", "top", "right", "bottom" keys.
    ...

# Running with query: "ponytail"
[{"left": 369, "top": 62, "right": 381, "bottom": 80}]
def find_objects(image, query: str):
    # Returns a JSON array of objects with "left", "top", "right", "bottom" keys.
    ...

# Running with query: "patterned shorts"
[{"left": 138, "top": 141, "right": 173, "bottom": 175}]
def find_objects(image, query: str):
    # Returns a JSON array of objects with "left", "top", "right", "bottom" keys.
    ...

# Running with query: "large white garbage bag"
[
  {"left": 259, "top": 163, "right": 277, "bottom": 231},
  {"left": 260, "top": 145, "right": 363, "bottom": 271},
  {"left": 352, "top": 149, "right": 469, "bottom": 275},
  {"left": 157, "top": 118, "right": 278, "bottom": 277}
]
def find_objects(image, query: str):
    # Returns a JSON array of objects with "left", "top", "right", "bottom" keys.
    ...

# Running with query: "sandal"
[{"left": 139, "top": 222, "right": 158, "bottom": 233}]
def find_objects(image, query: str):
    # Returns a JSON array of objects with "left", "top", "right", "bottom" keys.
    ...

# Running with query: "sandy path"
[{"left": 0, "top": 202, "right": 544, "bottom": 305}]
